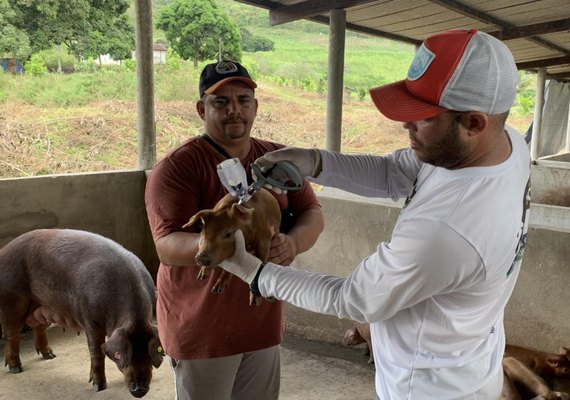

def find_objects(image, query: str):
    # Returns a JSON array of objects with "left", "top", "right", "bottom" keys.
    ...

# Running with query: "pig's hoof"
[
  {"left": 37, "top": 348, "right": 56, "bottom": 359},
  {"left": 211, "top": 285, "right": 224, "bottom": 293},
  {"left": 9, "top": 365, "right": 23, "bottom": 373},
  {"left": 249, "top": 294, "right": 262, "bottom": 306},
  {"left": 92, "top": 382, "right": 107, "bottom": 392},
  {"left": 197, "top": 271, "right": 209, "bottom": 280}
]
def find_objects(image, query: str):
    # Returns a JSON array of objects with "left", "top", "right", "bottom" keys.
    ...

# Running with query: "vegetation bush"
[
  {"left": 241, "top": 28, "right": 274, "bottom": 52},
  {"left": 23, "top": 54, "right": 48, "bottom": 77},
  {"left": 38, "top": 48, "right": 77, "bottom": 73}
]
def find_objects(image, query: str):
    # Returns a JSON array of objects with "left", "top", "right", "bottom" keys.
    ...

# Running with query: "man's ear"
[
  {"left": 196, "top": 100, "right": 206, "bottom": 120},
  {"left": 462, "top": 112, "right": 488, "bottom": 136}
]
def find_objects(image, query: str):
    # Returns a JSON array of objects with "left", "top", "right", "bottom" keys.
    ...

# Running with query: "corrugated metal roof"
[{"left": 237, "top": 0, "right": 570, "bottom": 81}]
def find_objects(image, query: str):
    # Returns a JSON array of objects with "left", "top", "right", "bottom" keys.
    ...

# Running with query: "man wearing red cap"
[
  {"left": 145, "top": 60, "right": 324, "bottom": 400},
  {"left": 219, "top": 30, "right": 532, "bottom": 399}
]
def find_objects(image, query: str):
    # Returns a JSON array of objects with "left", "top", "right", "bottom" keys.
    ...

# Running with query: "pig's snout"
[
  {"left": 195, "top": 252, "right": 212, "bottom": 267},
  {"left": 129, "top": 384, "right": 149, "bottom": 398}
]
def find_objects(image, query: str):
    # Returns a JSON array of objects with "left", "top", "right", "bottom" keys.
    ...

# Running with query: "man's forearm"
[
  {"left": 155, "top": 231, "right": 200, "bottom": 267},
  {"left": 288, "top": 207, "right": 324, "bottom": 256}
]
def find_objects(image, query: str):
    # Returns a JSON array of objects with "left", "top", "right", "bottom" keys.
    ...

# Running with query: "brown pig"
[
  {"left": 505, "top": 344, "right": 570, "bottom": 380},
  {"left": 501, "top": 356, "right": 569, "bottom": 400},
  {"left": 0, "top": 229, "right": 164, "bottom": 398},
  {"left": 183, "top": 188, "right": 281, "bottom": 305}
]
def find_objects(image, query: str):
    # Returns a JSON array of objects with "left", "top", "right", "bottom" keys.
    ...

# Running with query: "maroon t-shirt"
[{"left": 145, "top": 135, "right": 320, "bottom": 359}]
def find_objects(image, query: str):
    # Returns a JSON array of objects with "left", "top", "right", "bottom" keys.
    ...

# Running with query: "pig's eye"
[{"left": 223, "top": 230, "right": 233, "bottom": 239}]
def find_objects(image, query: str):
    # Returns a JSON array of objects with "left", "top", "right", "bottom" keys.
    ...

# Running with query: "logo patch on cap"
[
  {"left": 407, "top": 43, "right": 435, "bottom": 81},
  {"left": 215, "top": 61, "right": 239, "bottom": 75}
]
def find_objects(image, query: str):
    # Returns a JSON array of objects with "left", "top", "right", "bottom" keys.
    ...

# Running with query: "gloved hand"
[
  {"left": 254, "top": 147, "right": 322, "bottom": 193},
  {"left": 219, "top": 230, "right": 263, "bottom": 285}
]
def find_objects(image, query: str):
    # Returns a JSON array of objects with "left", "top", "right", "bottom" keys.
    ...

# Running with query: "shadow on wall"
[{"left": 533, "top": 188, "right": 570, "bottom": 207}]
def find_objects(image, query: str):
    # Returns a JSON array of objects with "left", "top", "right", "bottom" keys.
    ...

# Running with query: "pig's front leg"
[
  {"left": 211, "top": 269, "right": 232, "bottom": 293},
  {"left": 86, "top": 330, "right": 107, "bottom": 391},
  {"left": 197, "top": 266, "right": 209, "bottom": 280}
]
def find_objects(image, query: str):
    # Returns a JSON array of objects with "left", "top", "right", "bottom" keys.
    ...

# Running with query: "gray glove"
[
  {"left": 219, "top": 230, "right": 263, "bottom": 285},
  {"left": 254, "top": 147, "right": 322, "bottom": 193}
]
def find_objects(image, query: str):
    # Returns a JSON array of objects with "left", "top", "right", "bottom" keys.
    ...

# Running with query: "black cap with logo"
[{"left": 199, "top": 61, "right": 257, "bottom": 98}]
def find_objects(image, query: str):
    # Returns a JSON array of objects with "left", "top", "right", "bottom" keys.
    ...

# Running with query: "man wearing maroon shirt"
[{"left": 145, "top": 60, "right": 324, "bottom": 400}]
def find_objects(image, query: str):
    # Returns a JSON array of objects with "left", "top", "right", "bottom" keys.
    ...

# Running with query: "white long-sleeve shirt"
[{"left": 258, "top": 127, "right": 531, "bottom": 399}]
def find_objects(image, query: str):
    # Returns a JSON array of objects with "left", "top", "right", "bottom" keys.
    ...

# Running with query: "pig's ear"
[
  {"left": 148, "top": 326, "right": 164, "bottom": 368},
  {"left": 231, "top": 203, "right": 254, "bottom": 224},
  {"left": 546, "top": 356, "right": 562, "bottom": 368},
  {"left": 182, "top": 210, "right": 211, "bottom": 229},
  {"left": 102, "top": 328, "right": 133, "bottom": 370},
  {"left": 560, "top": 347, "right": 570, "bottom": 361}
]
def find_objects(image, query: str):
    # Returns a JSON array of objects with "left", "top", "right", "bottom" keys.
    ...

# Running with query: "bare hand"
[{"left": 268, "top": 233, "right": 297, "bottom": 266}]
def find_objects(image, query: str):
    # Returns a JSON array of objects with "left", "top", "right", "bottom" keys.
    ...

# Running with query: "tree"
[
  {"left": 2, "top": 0, "right": 134, "bottom": 66},
  {"left": 0, "top": 0, "right": 32, "bottom": 59},
  {"left": 70, "top": 13, "right": 134, "bottom": 63},
  {"left": 157, "top": 0, "right": 242, "bottom": 67},
  {"left": 240, "top": 28, "right": 274, "bottom": 52}
]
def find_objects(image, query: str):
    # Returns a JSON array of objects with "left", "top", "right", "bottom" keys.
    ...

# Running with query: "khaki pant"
[{"left": 171, "top": 345, "right": 280, "bottom": 400}]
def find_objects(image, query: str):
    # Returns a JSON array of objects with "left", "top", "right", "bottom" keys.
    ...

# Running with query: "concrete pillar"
[
  {"left": 325, "top": 9, "right": 346, "bottom": 152},
  {"left": 566, "top": 97, "right": 570, "bottom": 153},
  {"left": 530, "top": 68, "right": 546, "bottom": 161},
  {"left": 134, "top": 0, "right": 156, "bottom": 169}
]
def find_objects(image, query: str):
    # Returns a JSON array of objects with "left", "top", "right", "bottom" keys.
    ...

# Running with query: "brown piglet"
[
  {"left": 0, "top": 229, "right": 164, "bottom": 398},
  {"left": 183, "top": 188, "right": 281, "bottom": 305},
  {"left": 505, "top": 344, "right": 570, "bottom": 381},
  {"left": 501, "top": 356, "right": 569, "bottom": 400},
  {"left": 343, "top": 322, "right": 374, "bottom": 363}
]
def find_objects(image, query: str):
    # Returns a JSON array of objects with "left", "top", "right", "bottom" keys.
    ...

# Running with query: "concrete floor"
[{"left": 0, "top": 326, "right": 375, "bottom": 400}]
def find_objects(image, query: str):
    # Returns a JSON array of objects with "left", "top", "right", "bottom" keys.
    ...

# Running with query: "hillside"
[
  {"left": 0, "top": 1, "right": 533, "bottom": 178},
  {"left": 0, "top": 76, "right": 532, "bottom": 179}
]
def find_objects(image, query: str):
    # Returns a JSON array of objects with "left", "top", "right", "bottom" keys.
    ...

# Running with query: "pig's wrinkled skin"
[
  {"left": 0, "top": 229, "right": 164, "bottom": 398},
  {"left": 183, "top": 188, "right": 281, "bottom": 304}
]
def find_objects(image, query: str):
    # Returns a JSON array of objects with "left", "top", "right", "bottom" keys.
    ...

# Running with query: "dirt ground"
[{"left": 0, "top": 327, "right": 375, "bottom": 400}]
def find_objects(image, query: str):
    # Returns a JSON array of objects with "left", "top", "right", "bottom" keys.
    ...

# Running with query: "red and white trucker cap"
[{"left": 369, "top": 29, "right": 519, "bottom": 122}]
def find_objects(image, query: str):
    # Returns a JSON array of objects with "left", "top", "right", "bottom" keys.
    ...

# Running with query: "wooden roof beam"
[
  {"left": 429, "top": 0, "right": 570, "bottom": 57},
  {"left": 517, "top": 56, "right": 570, "bottom": 70},
  {"left": 269, "top": 0, "right": 376, "bottom": 26},
  {"left": 546, "top": 72, "right": 570, "bottom": 81},
  {"left": 487, "top": 18, "right": 570, "bottom": 40}
]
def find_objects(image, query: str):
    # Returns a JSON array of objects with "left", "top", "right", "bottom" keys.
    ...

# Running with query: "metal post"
[
  {"left": 134, "top": 0, "right": 156, "bottom": 170},
  {"left": 325, "top": 9, "right": 346, "bottom": 152},
  {"left": 566, "top": 97, "right": 570, "bottom": 153},
  {"left": 530, "top": 68, "right": 546, "bottom": 161}
]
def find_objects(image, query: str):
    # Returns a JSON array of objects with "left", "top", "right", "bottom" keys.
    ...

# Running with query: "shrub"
[
  {"left": 123, "top": 59, "right": 136, "bottom": 72},
  {"left": 166, "top": 48, "right": 181, "bottom": 72},
  {"left": 24, "top": 55, "right": 48, "bottom": 77},
  {"left": 75, "top": 60, "right": 97, "bottom": 73},
  {"left": 241, "top": 28, "right": 275, "bottom": 52},
  {"left": 39, "top": 48, "right": 77, "bottom": 73}
]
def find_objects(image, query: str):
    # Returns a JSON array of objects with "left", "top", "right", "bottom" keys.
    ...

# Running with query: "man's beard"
[
  {"left": 222, "top": 118, "right": 249, "bottom": 140},
  {"left": 412, "top": 116, "right": 468, "bottom": 168}
]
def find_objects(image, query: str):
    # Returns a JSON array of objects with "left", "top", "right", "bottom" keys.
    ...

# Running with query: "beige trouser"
[{"left": 171, "top": 345, "right": 280, "bottom": 400}]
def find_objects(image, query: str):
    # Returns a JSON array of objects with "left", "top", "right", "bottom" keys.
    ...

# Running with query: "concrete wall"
[
  {"left": 0, "top": 170, "right": 159, "bottom": 281},
  {"left": 1, "top": 167, "right": 569, "bottom": 352},
  {"left": 532, "top": 163, "right": 570, "bottom": 207}
]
